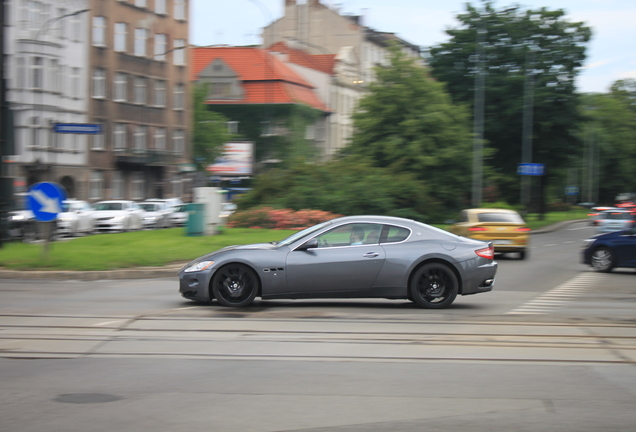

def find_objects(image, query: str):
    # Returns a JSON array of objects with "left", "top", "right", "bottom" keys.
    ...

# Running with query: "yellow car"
[{"left": 449, "top": 208, "right": 530, "bottom": 259}]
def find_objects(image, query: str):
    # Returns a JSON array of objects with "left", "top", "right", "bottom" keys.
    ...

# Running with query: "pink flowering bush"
[{"left": 227, "top": 207, "right": 342, "bottom": 230}]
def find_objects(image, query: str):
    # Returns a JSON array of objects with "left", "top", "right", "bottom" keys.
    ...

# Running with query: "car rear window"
[
  {"left": 605, "top": 212, "right": 632, "bottom": 220},
  {"left": 477, "top": 212, "right": 524, "bottom": 223}
]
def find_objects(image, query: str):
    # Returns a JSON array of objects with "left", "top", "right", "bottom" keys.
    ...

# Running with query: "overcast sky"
[{"left": 190, "top": 0, "right": 636, "bottom": 93}]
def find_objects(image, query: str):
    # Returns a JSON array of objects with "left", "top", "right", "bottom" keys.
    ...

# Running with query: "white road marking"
[
  {"left": 507, "top": 272, "right": 602, "bottom": 315},
  {"left": 93, "top": 320, "right": 127, "bottom": 327}
]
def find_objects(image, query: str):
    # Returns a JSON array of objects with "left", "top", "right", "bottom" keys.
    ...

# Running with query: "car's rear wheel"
[
  {"left": 519, "top": 249, "right": 528, "bottom": 260},
  {"left": 591, "top": 247, "right": 614, "bottom": 272},
  {"left": 410, "top": 263, "right": 458, "bottom": 309},
  {"left": 212, "top": 264, "right": 259, "bottom": 307}
]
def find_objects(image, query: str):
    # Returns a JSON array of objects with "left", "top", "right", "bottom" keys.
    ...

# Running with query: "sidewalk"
[{"left": 0, "top": 219, "right": 590, "bottom": 280}]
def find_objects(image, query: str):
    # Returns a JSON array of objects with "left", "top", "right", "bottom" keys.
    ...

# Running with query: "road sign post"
[{"left": 26, "top": 182, "right": 66, "bottom": 257}]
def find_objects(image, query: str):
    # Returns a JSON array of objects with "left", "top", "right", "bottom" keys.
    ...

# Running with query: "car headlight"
[
  {"left": 582, "top": 238, "right": 595, "bottom": 249},
  {"left": 184, "top": 261, "right": 215, "bottom": 272},
  {"left": 11, "top": 214, "right": 25, "bottom": 221},
  {"left": 59, "top": 216, "right": 73, "bottom": 222},
  {"left": 112, "top": 215, "right": 125, "bottom": 221}
]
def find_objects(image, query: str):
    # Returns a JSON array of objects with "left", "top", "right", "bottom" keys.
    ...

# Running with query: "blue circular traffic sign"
[{"left": 27, "top": 182, "right": 67, "bottom": 222}]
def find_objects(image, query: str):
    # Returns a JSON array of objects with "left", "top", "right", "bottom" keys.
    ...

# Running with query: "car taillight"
[
  {"left": 475, "top": 246, "right": 494, "bottom": 260},
  {"left": 469, "top": 227, "right": 488, "bottom": 231},
  {"left": 515, "top": 227, "right": 531, "bottom": 232}
]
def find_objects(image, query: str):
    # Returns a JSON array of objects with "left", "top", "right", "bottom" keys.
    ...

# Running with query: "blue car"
[{"left": 583, "top": 225, "right": 636, "bottom": 272}]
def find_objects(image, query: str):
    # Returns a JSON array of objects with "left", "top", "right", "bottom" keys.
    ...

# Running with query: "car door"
[
  {"left": 284, "top": 223, "right": 385, "bottom": 294},
  {"left": 614, "top": 228, "right": 636, "bottom": 267}
]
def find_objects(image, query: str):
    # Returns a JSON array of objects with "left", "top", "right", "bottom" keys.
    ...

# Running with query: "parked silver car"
[
  {"left": 179, "top": 215, "right": 497, "bottom": 309},
  {"left": 92, "top": 200, "right": 144, "bottom": 233},
  {"left": 140, "top": 201, "right": 172, "bottom": 229},
  {"left": 57, "top": 199, "right": 95, "bottom": 237}
]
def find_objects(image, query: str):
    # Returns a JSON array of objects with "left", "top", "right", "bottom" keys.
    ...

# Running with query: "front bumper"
[{"left": 179, "top": 270, "right": 213, "bottom": 302}]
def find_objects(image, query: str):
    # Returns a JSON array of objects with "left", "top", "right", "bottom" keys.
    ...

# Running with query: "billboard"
[{"left": 206, "top": 142, "right": 254, "bottom": 176}]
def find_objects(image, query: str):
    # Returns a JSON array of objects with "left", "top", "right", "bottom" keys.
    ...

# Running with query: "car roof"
[{"left": 464, "top": 208, "right": 519, "bottom": 214}]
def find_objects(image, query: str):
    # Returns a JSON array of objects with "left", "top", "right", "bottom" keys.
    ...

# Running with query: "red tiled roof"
[
  {"left": 267, "top": 41, "right": 337, "bottom": 75},
  {"left": 191, "top": 46, "right": 329, "bottom": 112}
]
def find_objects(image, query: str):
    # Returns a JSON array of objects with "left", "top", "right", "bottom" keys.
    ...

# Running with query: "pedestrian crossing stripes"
[{"left": 506, "top": 272, "right": 602, "bottom": 315}]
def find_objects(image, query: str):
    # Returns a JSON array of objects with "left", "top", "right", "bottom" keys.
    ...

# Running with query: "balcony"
[{"left": 114, "top": 149, "right": 180, "bottom": 167}]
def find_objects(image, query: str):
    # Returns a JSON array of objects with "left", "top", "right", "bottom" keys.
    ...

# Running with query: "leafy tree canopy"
[
  {"left": 192, "top": 84, "right": 231, "bottom": 171},
  {"left": 346, "top": 46, "right": 474, "bottom": 211},
  {"left": 427, "top": 1, "right": 592, "bottom": 204}
]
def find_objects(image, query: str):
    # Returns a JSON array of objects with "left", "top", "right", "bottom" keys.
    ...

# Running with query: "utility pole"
[
  {"left": 472, "top": 24, "right": 485, "bottom": 208},
  {"left": 520, "top": 48, "right": 535, "bottom": 213},
  {"left": 0, "top": 0, "right": 14, "bottom": 246}
]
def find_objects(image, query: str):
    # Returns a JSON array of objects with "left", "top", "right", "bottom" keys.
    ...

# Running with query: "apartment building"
[
  {"left": 4, "top": 0, "right": 90, "bottom": 196},
  {"left": 88, "top": 0, "right": 191, "bottom": 202}
]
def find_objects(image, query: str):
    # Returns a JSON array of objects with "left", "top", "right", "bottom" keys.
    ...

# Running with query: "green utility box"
[{"left": 186, "top": 203, "right": 205, "bottom": 236}]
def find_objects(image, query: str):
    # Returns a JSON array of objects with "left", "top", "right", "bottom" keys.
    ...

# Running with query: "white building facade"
[{"left": 5, "top": 0, "right": 90, "bottom": 197}]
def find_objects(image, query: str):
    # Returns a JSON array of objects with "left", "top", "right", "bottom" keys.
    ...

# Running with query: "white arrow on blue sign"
[
  {"left": 27, "top": 182, "right": 67, "bottom": 222},
  {"left": 517, "top": 163, "right": 545, "bottom": 176}
]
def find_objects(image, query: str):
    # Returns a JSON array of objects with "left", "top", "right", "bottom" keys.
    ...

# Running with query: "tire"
[
  {"left": 519, "top": 249, "right": 528, "bottom": 260},
  {"left": 410, "top": 263, "right": 459, "bottom": 309},
  {"left": 591, "top": 247, "right": 614, "bottom": 273},
  {"left": 212, "top": 264, "right": 259, "bottom": 307}
]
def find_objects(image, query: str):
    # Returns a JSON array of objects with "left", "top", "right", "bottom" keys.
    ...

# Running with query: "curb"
[{"left": 530, "top": 218, "right": 589, "bottom": 234}]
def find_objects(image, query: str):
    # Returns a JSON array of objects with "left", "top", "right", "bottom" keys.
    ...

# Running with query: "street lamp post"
[
  {"left": 472, "top": 25, "right": 486, "bottom": 207},
  {"left": 520, "top": 48, "right": 535, "bottom": 212}
]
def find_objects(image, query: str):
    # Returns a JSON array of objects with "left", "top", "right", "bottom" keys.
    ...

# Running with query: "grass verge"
[{"left": 0, "top": 210, "right": 588, "bottom": 272}]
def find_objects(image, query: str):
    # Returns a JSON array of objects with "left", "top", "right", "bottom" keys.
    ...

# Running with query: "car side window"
[
  {"left": 314, "top": 223, "right": 382, "bottom": 248},
  {"left": 381, "top": 225, "right": 411, "bottom": 243}
]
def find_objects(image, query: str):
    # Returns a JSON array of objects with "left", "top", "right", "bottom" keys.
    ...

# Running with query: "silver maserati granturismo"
[{"left": 179, "top": 215, "right": 497, "bottom": 309}]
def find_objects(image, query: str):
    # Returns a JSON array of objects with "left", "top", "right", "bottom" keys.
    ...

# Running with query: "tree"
[
  {"left": 427, "top": 2, "right": 592, "bottom": 206},
  {"left": 346, "top": 46, "right": 474, "bottom": 212},
  {"left": 192, "top": 84, "right": 231, "bottom": 171}
]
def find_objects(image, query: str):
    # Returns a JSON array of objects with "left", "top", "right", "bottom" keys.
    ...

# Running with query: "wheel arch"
[
  {"left": 207, "top": 261, "right": 264, "bottom": 300},
  {"left": 407, "top": 258, "right": 464, "bottom": 295}
]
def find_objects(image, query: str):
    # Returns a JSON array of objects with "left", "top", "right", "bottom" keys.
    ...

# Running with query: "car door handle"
[{"left": 363, "top": 252, "right": 380, "bottom": 258}]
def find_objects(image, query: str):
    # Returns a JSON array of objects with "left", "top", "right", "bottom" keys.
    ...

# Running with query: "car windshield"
[
  {"left": 94, "top": 203, "right": 123, "bottom": 211},
  {"left": 139, "top": 203, "right": 157, "bottom": 211},
  {"left": 477, "top": 212, "right": 524, "bottom": 223},
  {"left": 276, "top": 221, "right": 333, "bottom": 247}
]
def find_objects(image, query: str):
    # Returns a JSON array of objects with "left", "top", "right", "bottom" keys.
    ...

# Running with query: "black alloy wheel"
[
  {"left": 212, "top": 264, "right": 259, "bottom": 307},
  {"left": 410, "top": 263, "right": 459, "bottom": 309}
]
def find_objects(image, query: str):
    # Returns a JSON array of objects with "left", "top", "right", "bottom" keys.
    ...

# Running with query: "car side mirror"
[{"left": 297, "top": 238, "right": 318, "bottom": 251}]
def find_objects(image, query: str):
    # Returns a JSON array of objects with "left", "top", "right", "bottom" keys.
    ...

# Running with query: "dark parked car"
[
  {"left": 583, "top": 224, "right": 636, "bottom": 272},
  {"left": 179, "top": 215, "right": 498, "bottom": 309}
]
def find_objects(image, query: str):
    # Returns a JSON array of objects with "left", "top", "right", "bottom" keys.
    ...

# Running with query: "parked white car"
[
  {"left": 169, "top": 203, "right": 189, "bottom": 227},
  {"left": 92, "top": 200, "right": 144, "bottom": 233},
  {"left": 139, "top": 201, "right": 172, "bottom": 229},
  {"left": 57, "top": 199, "right": 95, "bottom": 237}
]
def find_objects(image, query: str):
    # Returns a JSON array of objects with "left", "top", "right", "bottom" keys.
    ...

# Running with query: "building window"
[
  {"left": 153, "top": 80, "right": 166, "bottom": 107},
  {"left": 15, "top": 57, "right": 26, "bottom": 89},
  {"left": 91, "top": 121, "right": 105, "bottom": 150},
  {"left": 228, "top": 121, "right": 239, "bottom": 134},
  {"left": 172, "top": 175, "right": 183, "bottom": 197},
  {"left": 154, "top": 34, "right": 167, "bottom": 61},
  {"left": 114, "top": 72, "right": 127, "bottom": 101},
  {"left": 114, "top": 22, "right": 127, "bottom": 52},
  {"left": 92, "top": 16, "right": 106, "bottom": 47},
  {"left": 132, "top": 172, "right": 144, "bottom": 200},
  {"left": 56, "top": 8, "right": 66, "bottom": 39},
  {"left": 172, "top": 130, "right": 184, "bottom": 154},
  {"left": 155, "top": 0, "right": 166, "bottom": 15},
  {"left": 133, "top": 77, "right": 146, "bottom": 104},
  {"left": 70, "top": 67, "right": 80, "bottom": 98},
  {"left": 90, "top": 171, "right": 104, "bottom": 200},
  {"left": 113, "top": 123, "right": 127, "bottom": 150},
  {"left": 92, "top": 67, "right": 106, "bottom": 98},
  {"left": 134, "top": 125, "right": 146, "bottom": 151},
  {"left": 71, "top": 12, "right": 81, "bottom": 41},
  {"left": 174, "top": 0, "right": 185, "bottom": 20},
  {"left": 153, "top": 128, "right": 166, "bottom": 151},
  {"left": 48, "top": 59, "right": 59, "bottom": 93},
  {"left": 173, "top": 83, "right": 184, "bottom": 110},
  {"left": 134, "top": 0, "right": 147, "bottom": 8},
  {"left": 134, "top": 28, "right": 147, "bottom": 57},
  {"left": 111, "top": 171, "right": 123, "bottom": 199},
  {"left": 173, "top": 39, "right": 185, "bottom": 65},
  {"left": 30, "top": 57, "right": 43, "bottom": 90}
]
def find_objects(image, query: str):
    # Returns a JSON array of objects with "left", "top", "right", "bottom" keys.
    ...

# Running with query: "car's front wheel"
[
  {"left": 410, "top": 263, "right": 458, "bottom": 309},
  {"left": 212, "top": 264, "right": 259, "bottom": 307},
  {"left": 591, "top": 247, "right": 614, "bottom": 272}
]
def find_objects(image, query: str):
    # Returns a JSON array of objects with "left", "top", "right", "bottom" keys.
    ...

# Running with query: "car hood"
[{"left": 182, "top": 243, "right": 279, "bottom": 271}]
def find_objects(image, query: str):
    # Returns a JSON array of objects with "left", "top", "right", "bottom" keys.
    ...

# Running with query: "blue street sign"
[
  {"left": 27, "top": 182, "right": 67, "bottom": 222},
  {"left": 53, "top": 123, "right": 102, "bottom": 134},
  {"left": 517, "top": 163, "right": 545, "bottom": 176}
]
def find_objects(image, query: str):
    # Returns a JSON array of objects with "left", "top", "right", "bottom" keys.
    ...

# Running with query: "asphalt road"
[{"left": 1, "top": 221, "right": 635, "bottom": 432}]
